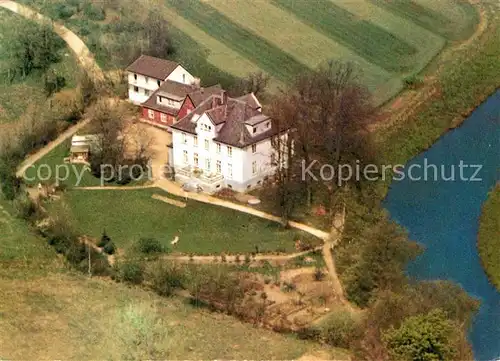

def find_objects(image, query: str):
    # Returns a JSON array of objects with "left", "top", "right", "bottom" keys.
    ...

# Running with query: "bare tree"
[
  {"left": 230, "top": 71, "right": 270, "bottom": 99},
  {"left": 269, "top": 95, "right": 302, "bottom": 227}
]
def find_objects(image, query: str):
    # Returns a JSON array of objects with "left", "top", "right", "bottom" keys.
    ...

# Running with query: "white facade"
[
  {"left": 127, "top": 64, "right": 195, "bottom": 105},
  {"left": 171, "top": 114, "right": 277, "bottom": 193},
  {"left": 128, "top": 72, "right": 163, "bottom": 105}
]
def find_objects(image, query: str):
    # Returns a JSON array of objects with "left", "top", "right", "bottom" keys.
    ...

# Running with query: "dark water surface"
[{"left": 384, "top": 90, "right": 500, "bottom": 360}]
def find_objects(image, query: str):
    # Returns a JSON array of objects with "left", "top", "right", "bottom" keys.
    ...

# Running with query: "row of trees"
[{"left": 266, "top": 61, "right": 479, "bottom": 360}]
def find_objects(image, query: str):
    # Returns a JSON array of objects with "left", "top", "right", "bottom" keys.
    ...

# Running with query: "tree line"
[{"left": 265, "top": 60, "right": 479, "bottom": 360}]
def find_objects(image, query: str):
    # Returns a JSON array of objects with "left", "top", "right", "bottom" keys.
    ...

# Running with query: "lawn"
[
  {"left": 477, "top": 185, "right": 500, "bottom": 291},
  {"left": 56, "top": 188, "right": 319, "bottom": 254},
  {"left": 0, "top": 9, "right": 79, "bottom": 125}
]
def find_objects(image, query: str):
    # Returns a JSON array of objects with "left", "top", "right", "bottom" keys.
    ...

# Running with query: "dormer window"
[
  {"left": 158, "top": 96, "right": 163, "bottom": 103},
  {"left": 266, "top": 121, "right": 271, "bottom": 128},
  {"left": 157, "top": 80, "right": 161, "bottom": 87},
  {"left": 253, "top": 127, "right": 257, "bottom": 134},
  {"left": 145, "top": 76, "right": 149, "bottom": 83}
]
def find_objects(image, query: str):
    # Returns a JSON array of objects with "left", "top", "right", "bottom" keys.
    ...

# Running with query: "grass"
[
  {"left": 55, "top": 188, "right": 319, "bottom": 255},
  {"left": 0, "top": 202, "right": 348, "bottom": 360},
  {"left": 271, "top": 0, "right": 417, "bottom": 73},
  {"left": 165, "top": 0, "right": 309, "bottom": 84},
  {"left": 477, "top": 184, "right": 500, "bottom": 291},
  {"left": 369, "top": 0, "right": 479, "bottom": 41},
  {"left": 0, "top": 9, "right": 79, "bottom": 124}
]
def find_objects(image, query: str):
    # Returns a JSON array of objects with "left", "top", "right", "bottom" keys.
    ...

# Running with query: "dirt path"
[
  {"left": 0, "top": 0, "right": 104, "bottom": 81},
  {"left": 162, "top": 246, "right": 323, "bottom": 263}
]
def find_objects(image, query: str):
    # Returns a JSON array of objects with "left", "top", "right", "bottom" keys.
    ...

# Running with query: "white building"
[
  {"left": 125, "top": 55, "right": 196, "bottom": 105},
  {"left": 170, "top": 93, "right": 282, "bottom": 193}
]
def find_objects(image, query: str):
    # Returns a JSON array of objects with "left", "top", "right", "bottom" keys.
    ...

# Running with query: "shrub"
[
  {"left": 403, "top": 74, "right": 424, "bottom": 89},
  {"left": 98, "top": 230, "right": 111, "bottom": 247},
  {"left": 314, "top": 267, "right": 325, "bottom": 281},
  {"left": 103, "top": 241, "right": 116, "bottom": 255},
  {"left": 148, "top": 262, "right": 185, "bottom": 297},
  {"left": 115, "top": 261, "right": 144, "bottom": 284},
  {"left": 319, "top": 310, "right": 361, "bottom": 349},
  {"left": 13, "top": 193, "right": 37, "bottom": 220},
  {"left": 282, "top": 281, "right": 296, "bottom": 293},
  {"left": 137, "top": 237, "right": 165, "bottom": 254},
  {"left": 83, "top": 2, "right": 106, "bottom": 21}
]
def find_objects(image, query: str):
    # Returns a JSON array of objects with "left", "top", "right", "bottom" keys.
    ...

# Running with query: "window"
[
  {"left": 148, "top": 109, "right": 154, "bottom": 120},
  {"left": 266, "top": 121, "right": 271, "bottom": 128},
  {"left": 253, "top": 127, "right": 257, "bottom": 134},
  {"left": 204, "top": 139, "right": 209, "bottom": 151},
  {"left": 167, "top": 98, "right": 176, "bottom": 107},
  {"left": 182, "top": 74, "right": 186, "bottom": 83},
  {"left": 160, "top": 113, "right": 167, "bottom": 123},
  {"left": 193, "top": 153, "right": 199, "bottom": 167},
  {"left": 182, "top": 133, "right": 187, "bottom": 144},
  {"left": 252, "top": 144, "right": 257, "bottom": 153},
  {"left": 205, "top": 158, "right": 211, "bottom": 172},
  {"left": 252, "top": 161, "right": 257, "bottom": 175},
  {"left": 216, "top": 160, "right": 221, "bottom": 174},
  {"left": 183, "top": 150, "right": 188, "bottom": 164},
  {"left": 194, "top": 136, "right": 198, "bottom": 147},
  {"left": 216, "top": 143, "right": 221, "bottom": 154},
  {"left": 133, "top": 86, "right": 139, "bottom": 93},
  {"left": 227, "top": 163, "right": 232, "bottom": 179},
  {"left": 144, "top": 89, "right": 150, "bottom": 96},
  {"left": 145, "top": 76, "right": 149, "bottom": 83},
  {"left": 227, "top": 146, "right": 232, "bottom": 157},
  {"left": 157, "top": 80, "right": 161, "bottom": 87},
  {"left": 158, "top": 96, "right": 163, "bottom": 103},
  {"left": 133, "top": 73, "right": 137, "bottom": 80}
]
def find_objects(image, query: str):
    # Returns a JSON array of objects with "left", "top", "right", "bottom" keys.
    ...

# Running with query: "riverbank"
[
  {"left": 478, "top": 184, "right": 500, "bottom": 291},
  {"left": 376, "top": 2, "right": 500, "bottom": 167}
]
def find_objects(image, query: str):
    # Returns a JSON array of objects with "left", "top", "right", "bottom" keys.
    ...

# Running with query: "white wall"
[
  {"left": 166, "top": 65, "right": 195, "bottom": 85},
  {"left": 171, "top": 114, "right": 280, "bottom": 192},
  {"left": 128, "top": 71, "right": 162, "bottom": 104}
]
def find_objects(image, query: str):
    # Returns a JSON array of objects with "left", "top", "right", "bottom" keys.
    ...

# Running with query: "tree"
[
  {"left": 229, "top": 71, "right": 270, "bottom": 99},
  {"left": 269, "top": 94, "right": 303, "bottom": 227},
  {"left": 88, "top": 100, "right": 129, "bottom": 179},
  {"left": 1, "top": 17, "right": 64, "bottom": 80},
  {"left": 383, "top": 309, "right": 459, "bottom": 361}
]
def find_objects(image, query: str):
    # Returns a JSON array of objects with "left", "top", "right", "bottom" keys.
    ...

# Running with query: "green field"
[
  {"left": 161, "top": 0, "right": 478, "bottom": 103},
  {"left": 477, "top": 185, "right": 500, "bottom": 291},
  {"left": 55, "top": 188, "right": 319, "bottom": 254}
]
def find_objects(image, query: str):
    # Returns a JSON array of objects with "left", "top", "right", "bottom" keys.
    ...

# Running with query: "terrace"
[{"left": 175, "top": 165, "right": 225, "bottom": 193}]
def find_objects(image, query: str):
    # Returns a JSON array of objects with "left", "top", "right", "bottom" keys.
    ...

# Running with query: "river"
[{"left": 384, "top": 90, "right": 500, "bottom": 360}]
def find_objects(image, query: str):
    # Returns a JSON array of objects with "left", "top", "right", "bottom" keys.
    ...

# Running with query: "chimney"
[
  {"left": 222, "top": 91, "right": 228, "bottom": 105},
  {"left": 192, "top": 77, "right": 201, "bottom": 89}
]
